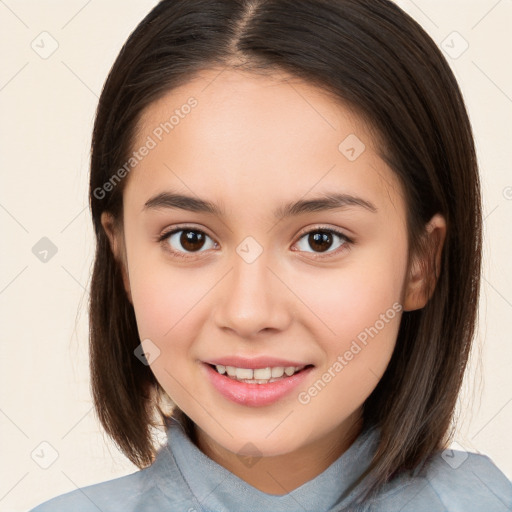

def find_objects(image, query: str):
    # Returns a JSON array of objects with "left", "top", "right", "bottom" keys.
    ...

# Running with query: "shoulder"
[
  {"left": 425, "top": 450, "right": 512, "bottom": 510},
  {"left": 28, "top": 442, "right": 196, "bottom": 512},
  {"left": 28, "top": 468, "right": 149, "bottom": 512},
  {"left": 372, "top": 449, "right": 512, "bottom": 512}
]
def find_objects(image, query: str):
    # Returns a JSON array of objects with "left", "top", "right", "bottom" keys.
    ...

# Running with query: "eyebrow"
[{"left": 143, "top": 191, "right": 377, "bottom": 218}]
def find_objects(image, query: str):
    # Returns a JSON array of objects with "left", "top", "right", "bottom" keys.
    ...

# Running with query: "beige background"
[{"left": 0, "top": 1, "right": 511, "bottom": 510}]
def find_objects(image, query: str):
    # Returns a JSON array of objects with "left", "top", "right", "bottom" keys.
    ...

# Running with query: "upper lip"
[{"left": 204, "top": 356, "right": 313, "bottom": 369}]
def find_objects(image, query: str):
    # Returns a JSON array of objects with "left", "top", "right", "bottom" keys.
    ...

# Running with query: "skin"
[{"left": 102, "top": 67, "right": 446, "bottom": 494}]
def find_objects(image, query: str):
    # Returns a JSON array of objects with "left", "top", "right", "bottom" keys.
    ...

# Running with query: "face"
[{"left": 103, "top": 68, "right": 430, "bottom": 466}]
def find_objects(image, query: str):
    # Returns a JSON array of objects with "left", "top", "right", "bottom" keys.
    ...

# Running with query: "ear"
[
  {"left": 101, "top": 212, "right": 133, "bottom": 304},
  {"left": 402, "top": 213, "right": 446, "bottom": 312}
]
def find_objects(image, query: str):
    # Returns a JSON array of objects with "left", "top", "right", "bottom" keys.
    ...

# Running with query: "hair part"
[{"left": 89, "top": 0, "right": 482, "bottom": 506}]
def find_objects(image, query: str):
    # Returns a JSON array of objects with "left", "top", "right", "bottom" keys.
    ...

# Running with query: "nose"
[{"left": 212, "top": 250, "right": 292, "bottom": 339}]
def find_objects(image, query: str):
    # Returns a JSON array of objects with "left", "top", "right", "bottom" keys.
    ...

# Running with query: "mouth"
[
  {"left": 202, "top": 361, "right": 316, "bottom": 407},
  {"left": 206, "top": 363, "right": 315, "bottom": 384}
]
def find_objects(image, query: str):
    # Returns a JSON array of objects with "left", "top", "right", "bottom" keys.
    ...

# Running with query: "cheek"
[
  {"left": 129, "top": 262, "right": 206, "bottom": 341},
  {"left": 294, "top": 272, "right": 403, "bottom": 420},
  {"left": 292, "top": 244, "right": 407, "bottom": 343},
  {"left": 127, "top": 261, "right": 209, "bottom": 403},
  {"left": 291, "top": 240, "right": 406, "bottom": 405}
]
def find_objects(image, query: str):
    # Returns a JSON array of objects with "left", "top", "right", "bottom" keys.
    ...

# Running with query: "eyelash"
[{"left": 157, "top": 225, "right": 353, "bottom": 260}]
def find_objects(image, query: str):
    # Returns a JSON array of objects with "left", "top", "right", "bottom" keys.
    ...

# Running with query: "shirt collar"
[{"left": 156, "top": 416, "right": 380, "bottom": 512}]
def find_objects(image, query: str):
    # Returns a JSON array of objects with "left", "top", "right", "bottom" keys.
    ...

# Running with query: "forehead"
[
  {"left": 126, "top": 68, "right": 404, "bottom": 220},
  {"left": 137, "top": 67, "right": 376, "bottom": 153}
]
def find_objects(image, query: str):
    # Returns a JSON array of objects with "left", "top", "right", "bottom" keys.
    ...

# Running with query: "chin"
[{"left": 229, "top": 428, "right": 309, "bottom": 458}]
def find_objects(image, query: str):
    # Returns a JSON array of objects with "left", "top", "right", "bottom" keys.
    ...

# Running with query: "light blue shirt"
[{"left": 29, "top": 418, "right": 512, "bottom": 511}]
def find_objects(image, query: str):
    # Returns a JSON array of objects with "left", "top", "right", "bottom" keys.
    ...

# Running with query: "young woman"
[{"left": 30, "top": 0, "right": 512, "bottom": 510}]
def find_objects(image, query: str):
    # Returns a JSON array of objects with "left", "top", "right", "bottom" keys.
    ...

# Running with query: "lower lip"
[{"left": 202, "top": 363, "right": 314, "bottom": 407}]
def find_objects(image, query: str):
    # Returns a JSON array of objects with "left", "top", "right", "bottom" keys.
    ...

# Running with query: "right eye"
[{"left": 158, "top": 227, "right": 217, "bottom": 259}]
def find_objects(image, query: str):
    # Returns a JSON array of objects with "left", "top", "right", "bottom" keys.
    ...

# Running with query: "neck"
[{"left": 193, "top": 412, "right": 363, "bottom": 495}]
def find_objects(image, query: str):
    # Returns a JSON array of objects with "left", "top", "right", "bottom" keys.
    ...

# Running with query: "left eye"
[{"left": 294, "top": 228, "right": 351, "bottom": 255}]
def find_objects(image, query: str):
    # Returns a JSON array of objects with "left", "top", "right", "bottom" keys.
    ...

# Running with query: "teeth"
[
  {"left": 214, "top": 364, "right": 304, "bottom": 381},
  {"left": 271, "top": 367, "right": 284, "bottom": 378},
  {"left": 225, "top": 365, "right": 236, "bottom": 377},
  {"left": 235, "top": 367, "right": 253, "bottom": 379}
]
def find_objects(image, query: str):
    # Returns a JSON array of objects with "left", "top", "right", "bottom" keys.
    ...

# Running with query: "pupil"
[
  {"left": 181, "top": 230, "right": 205, "bottom": 251},
  {"left": 309, "top": 231, "right": 332, "bottom": 252}
]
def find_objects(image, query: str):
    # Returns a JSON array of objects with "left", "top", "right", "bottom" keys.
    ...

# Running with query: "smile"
[
  {"left": 202, "top": 362, "right": 315, "bottom": 407},
  {"left": 212, "top": 364, "right": 308, "bottom": 383}
]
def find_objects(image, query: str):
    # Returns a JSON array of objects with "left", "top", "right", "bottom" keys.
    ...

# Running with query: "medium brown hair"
[{"left": 89, "top": 0, "right": 482, "bottom": 505}]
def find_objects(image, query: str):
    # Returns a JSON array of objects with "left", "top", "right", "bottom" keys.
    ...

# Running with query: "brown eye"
[
  {"left": 178, "top": 230, "right": 207, "bottom": 252},
  {"left": 295, "top": 228, "right": 351, "bottom": 256},
  {"left": 160, "top": 228, "right": 216, "bottom": 256},
  {"left": 307, "top": 231, "right": 334, "bottom": 253}
]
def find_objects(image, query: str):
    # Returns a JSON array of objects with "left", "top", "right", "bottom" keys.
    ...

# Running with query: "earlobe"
[
  {"left": 403, "top": 213, "right": 447, "bottom": 312},
  {"left": 100, "top": 212, "right": 133, "bottom": 304}
]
